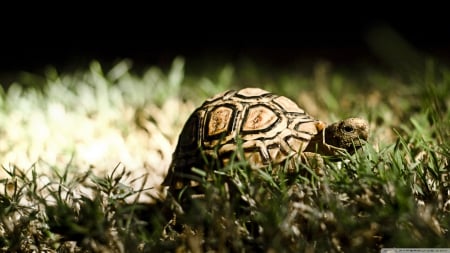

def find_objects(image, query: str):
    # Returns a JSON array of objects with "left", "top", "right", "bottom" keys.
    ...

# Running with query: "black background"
[{"left": 1, "top": 12, "right": 449, "bottom": 76}]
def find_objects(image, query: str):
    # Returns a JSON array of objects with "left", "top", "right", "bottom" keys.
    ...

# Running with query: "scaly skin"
[{"left": 305, "top": 117, "right": 369, "bottom": 156}]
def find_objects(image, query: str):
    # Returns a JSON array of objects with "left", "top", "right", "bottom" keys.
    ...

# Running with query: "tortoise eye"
[{"left": 343, "top": 125, "right": 354, "bottom": 133}]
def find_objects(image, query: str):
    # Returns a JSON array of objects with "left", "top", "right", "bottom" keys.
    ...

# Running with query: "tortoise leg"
[
  {"left": 285, "top": 152, "right": 325, "bottom": 176},
  {"left": 302, "top": 152, "right": 325, "bottom": 176}
]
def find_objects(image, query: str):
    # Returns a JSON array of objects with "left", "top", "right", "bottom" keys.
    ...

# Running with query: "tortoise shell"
[{"left": 163, "top": 87, "right": 326, "bottom": 189}]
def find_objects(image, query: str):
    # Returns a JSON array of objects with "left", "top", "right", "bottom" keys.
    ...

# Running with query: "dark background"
[{"left": 1, "top": 14, "right": 449, "bottom": 78}]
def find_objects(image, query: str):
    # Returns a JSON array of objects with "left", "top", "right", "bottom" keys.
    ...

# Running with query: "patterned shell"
[{"left": 163, "top": 87, "right": 325, "bottom": 189}]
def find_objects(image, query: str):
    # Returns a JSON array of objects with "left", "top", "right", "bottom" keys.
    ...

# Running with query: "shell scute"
[
  {"left": 205, "top": 105, "right": 236, "bottom": 138},
  {"left": 241, "top": 104, "right": 280, "bottom": 133}
]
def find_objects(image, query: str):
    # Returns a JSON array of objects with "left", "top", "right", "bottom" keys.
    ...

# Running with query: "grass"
[{"left": 0, "top": 56, "right": 449, "bottom": 252}]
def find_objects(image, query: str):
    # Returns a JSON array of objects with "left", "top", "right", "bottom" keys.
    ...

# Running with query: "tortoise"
[{"left": 162, "top": 87, "right": 369, "bottom": 191}]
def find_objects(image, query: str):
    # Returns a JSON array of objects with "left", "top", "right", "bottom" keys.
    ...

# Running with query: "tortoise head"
[{"left": 324, "top": 117, "right": 369, "bottom": 155}]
